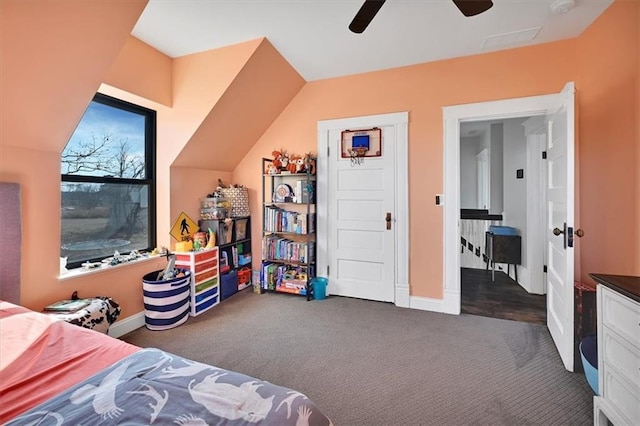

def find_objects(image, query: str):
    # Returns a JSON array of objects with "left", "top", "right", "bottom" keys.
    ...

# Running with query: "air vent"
[{"left": 482, "top": 27, "right": 541, "bottom": 49}]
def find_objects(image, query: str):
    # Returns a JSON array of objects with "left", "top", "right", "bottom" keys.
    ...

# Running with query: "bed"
[{"left": 0, "top": 301, "right": 332, "bottom": 425}]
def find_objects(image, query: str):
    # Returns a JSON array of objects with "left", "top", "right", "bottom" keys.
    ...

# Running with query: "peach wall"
[
  {"left": 105, "top": 36, "right": 173, "bottom": 107},
  {"left": 170, "top": 167, "right": 232, "bottom": 234},
  {"left": 576, "top": 0, "right": 639, "bottom": 279},
  {"left": 234, "top": 40, "right": 577, "bottom": 299},
  {"left": 0, "top": 0, "right": 148, "bottom": 153},
  {"left": 0, "top": 1, "right": 153, "bottom": 317},
  {"left": 174, "top": 39, "right": 306, "bottom": 171}
]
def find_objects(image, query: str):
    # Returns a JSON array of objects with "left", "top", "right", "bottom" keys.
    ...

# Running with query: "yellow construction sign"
[{"left": 170, "top": 212, "right": 198, "bottom": 242}]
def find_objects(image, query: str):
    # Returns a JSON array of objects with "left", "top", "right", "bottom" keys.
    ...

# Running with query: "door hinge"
[
  {"left": 543, "top": 265, "right": 547, "bottom": 273},
  {"left": 326, "top": 265, "right": 330, "bottom": 276},
  {"left": 542, "top": 151, "right": 547, "bottom": 159},
  {"left": 327, "top": 145, "right": 330, "bottom": 156}
]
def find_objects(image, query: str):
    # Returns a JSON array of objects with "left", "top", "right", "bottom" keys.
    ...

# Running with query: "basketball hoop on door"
[
  {"left": 347, "top": 147, "right": 367, "bottom": 166},
  {"left": 341, "top": 127, "right": 382, "bottom": 167}
]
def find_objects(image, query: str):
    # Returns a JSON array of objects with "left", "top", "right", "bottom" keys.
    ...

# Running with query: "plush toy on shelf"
[{"left": 304, "top": 152, "right": 316, "bottom": 175}]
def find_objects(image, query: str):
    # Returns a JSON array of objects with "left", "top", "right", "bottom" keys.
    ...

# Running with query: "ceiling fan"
[{"left": 349, "top": 0, "right": 494, "bottom": 34}]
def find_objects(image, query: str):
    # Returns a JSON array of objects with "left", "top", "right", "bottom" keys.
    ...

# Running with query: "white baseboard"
[
  {"left": 109, "top": 311, "right": 145, "bottom": 338},
  {"left": 409, "top": 295, "right": 445, "bottom": 312},
  {"left": 395, "top": 283, "right": 410, "bottom": 308}
]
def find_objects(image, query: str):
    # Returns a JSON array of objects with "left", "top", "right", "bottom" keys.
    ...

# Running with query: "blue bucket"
[
  {"left": 311, "top": 277, "right": 328, "bottom": 300},
  {"left": 579, "top": 335, "right": 599, "bottom": 395}
]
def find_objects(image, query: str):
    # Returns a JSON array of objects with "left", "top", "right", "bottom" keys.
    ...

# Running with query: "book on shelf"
[
  {"left": 295, "top": 180, "right": 315, "bottom": 204},
  {"left": 44, "top": 299, "right": 91, "bottom": 312},
  {"left": 263, "top": 205, "right": 315, "bottom": 234}
]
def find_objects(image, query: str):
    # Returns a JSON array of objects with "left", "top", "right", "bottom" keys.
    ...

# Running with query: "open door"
[{"left": 545, "top": 82, "right": 575, "bottom": 371}]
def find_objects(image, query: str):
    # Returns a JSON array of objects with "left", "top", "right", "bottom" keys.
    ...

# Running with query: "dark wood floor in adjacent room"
[{"left": 461, "top": 267, "right": 546, "bottom": 325}]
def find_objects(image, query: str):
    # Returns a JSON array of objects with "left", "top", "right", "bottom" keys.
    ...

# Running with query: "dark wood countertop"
[{"left": 589, "top": 273, "right": 640, "bottom": 303}]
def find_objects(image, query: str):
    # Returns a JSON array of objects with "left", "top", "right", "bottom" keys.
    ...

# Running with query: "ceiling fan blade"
[
  {"left": 452, "top": 0, "right": 494, "bottom": 17},
  {"left": 349, "top": 0, "right": 386, "bottom": 34}
]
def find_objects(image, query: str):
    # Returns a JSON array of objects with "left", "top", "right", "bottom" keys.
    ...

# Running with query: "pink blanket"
[{"left": 0, "top": 301, "right": 139, "bottom": 422}]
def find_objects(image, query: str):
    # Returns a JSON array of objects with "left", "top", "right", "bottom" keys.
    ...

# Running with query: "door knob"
[
  {"left": 575, "top": 229, "right": 585, "bottom": 238},
  {"left": 385, "top": 212, "right": 392, "bottom": 230},
  {"left": 553, "top": 227, "right": 564, "bottom": 236}
]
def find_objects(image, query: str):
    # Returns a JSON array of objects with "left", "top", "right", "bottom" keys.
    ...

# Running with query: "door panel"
[
  {"left": 328, "top": 126, "right": 395, "bottom": 302},
  {"left": 546, "top": 82, "right": 575, "bottom": 371}
]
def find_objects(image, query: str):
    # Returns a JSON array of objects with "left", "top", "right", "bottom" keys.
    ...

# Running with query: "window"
[{"left": 61, "top": 93, "right": 156, "bottom": 269}]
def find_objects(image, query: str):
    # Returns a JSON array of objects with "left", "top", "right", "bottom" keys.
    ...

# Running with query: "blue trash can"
[
  {"left": 311, "top": 277, "right": 328, "bottom": 300},
  {"left": 579, "top": 334, "right": 598, "bottom": 395}
]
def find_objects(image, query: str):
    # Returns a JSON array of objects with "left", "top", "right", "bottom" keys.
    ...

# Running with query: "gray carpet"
[{"left": 122, "top": 290, "right": 594, "bottom": 425}]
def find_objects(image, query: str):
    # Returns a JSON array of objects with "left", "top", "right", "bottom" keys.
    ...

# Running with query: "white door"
[
  {"left": 545, "top": 82, "right": 575, "bottom": 371},
  {"left": 326, "top": 126, "right": 396, "bottom": 302}
]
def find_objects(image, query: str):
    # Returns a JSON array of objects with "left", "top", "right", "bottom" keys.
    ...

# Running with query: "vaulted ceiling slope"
[
  {"left": 0, "top": 0, "right": 148, "bottom": 153},
  {"left": 172, "top": 38, "right": 305, "bottom": 171}
]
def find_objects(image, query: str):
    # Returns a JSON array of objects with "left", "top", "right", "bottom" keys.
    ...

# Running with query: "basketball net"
[{"left": 348, "top": 147, "right": 366, "bottom": 167}]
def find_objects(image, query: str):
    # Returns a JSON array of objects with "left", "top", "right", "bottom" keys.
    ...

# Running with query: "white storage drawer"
[
  {"left": 600, "top": 285, "right": 640, "bottom": 350},
  {"left": 601, "top": 327, "right": 640, "bottom": 390},
  {"left": 600, "top": 364, "right": 640, "bottom": 423}
]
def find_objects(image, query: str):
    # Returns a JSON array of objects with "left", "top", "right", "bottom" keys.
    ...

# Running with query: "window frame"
[{"left": 61, "top": 93, "right": 157, "bottom": 269}]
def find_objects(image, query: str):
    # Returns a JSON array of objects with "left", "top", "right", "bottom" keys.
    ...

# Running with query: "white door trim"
[
  {"left": 317, "top": 111, "right": 410, "bottom": 307},
  {"left": 442, "top": 91, "right": 566, "bottom": 314}
]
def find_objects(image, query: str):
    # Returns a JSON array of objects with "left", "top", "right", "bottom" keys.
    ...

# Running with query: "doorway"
[
  {"left": 443, "top": 82, "right": 577, "bottom": 371},
  {"left": 458, "top": 117, "right": 547, "bottom": 324}
]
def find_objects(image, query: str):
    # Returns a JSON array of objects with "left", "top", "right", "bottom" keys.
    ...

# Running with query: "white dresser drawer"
[
  {"left": 601, "top": 326, "right": 640, "bottom": 394},
  {"left": 601, "top": 364, "right": 640, "bottom": 423},
  {"left": 600, "top": 286, "right": 640, "bottom": 350}
]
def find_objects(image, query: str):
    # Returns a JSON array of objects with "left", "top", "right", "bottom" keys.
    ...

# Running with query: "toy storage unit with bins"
[
  {"left": 199, "top": 216, "right": 252, "bottom": 301},
  {"left": 174, "top": 247, "right": 220, "bottom": 316}
]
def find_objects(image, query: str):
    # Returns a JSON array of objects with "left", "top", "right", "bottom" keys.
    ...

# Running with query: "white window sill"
[{"left": 58, "top": 255, "right": 163, "bottom": 281}]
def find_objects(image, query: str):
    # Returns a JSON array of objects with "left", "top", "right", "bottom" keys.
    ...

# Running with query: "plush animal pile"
[{"left": 266, "top": 150, "right": 316, "bottom": 175}]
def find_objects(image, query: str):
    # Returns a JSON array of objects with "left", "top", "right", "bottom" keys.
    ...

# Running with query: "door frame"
[
  {"left": 442, "top": 90, "right": 569, "bottom": 314},
  {"left": 317, "top": 111, "right": 410, "bottom": 307}
]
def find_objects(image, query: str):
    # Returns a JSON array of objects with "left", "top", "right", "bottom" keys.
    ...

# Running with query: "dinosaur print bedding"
[{"left": 7, "top": 348, "right": 332, "bottom": 426}]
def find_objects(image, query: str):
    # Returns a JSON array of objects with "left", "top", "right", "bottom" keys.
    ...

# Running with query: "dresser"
[{"left": 589, "top": 274, "right": 640, "bottom": 426}]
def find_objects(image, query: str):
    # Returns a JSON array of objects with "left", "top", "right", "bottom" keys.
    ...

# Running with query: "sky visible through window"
[{"left": 62, "top": 100, "right": 146, "bottom": 177}]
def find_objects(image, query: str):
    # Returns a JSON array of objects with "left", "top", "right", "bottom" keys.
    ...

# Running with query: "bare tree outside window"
[{"left": 61, "top": 94, "right": 156, "bottom": 268}]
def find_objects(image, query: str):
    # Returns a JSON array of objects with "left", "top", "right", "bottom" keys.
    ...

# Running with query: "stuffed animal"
[
  {"left": 280, "top": 153, "right": 290, "bottom": 173},
  {"left": 295, "top": 156, "right": 306, "bottom": 173},
  {"left": 304, "top": 152, "right": 316, "bottom": 175},
  {"left": 287, "top": 154, "right": 299, "bottom": 173},
  {"left": 265, "top": 162, "right": 279, "bottom": 175},
  {"left": 271, "top": 150, "right": 283, "bottom": 171}
]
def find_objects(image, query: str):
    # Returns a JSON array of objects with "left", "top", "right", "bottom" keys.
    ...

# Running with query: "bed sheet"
[{"left": 0, "top": 301, "right": 139, "bottom": 422}]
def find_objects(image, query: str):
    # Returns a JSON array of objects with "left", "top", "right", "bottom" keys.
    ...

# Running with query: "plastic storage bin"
[{"left": 221, "top": 270, "right": 238, "bottom": 300}]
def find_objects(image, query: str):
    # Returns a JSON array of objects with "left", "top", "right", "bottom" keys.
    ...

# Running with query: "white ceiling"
[{"left": 132, "top": 0, "right": 613, "bottom": 81}]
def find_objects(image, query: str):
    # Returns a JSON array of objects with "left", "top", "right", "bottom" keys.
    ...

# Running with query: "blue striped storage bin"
[{"left": 142, "top": 269, "right": 191, "bottom": 331}]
